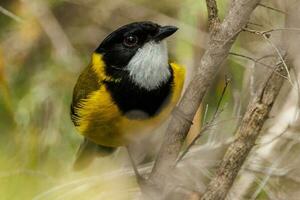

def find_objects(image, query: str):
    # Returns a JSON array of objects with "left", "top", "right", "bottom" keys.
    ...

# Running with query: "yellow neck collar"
[{"left": 91, "top": 53, "right": 120, "bottom": 82}]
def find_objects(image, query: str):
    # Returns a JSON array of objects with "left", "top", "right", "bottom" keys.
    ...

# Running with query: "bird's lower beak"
[{"left": 154, "top": 25, "right": 178, "bottom": 42}]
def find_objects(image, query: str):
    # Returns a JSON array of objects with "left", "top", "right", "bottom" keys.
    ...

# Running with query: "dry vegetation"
[{"left": 1, "top": 0, "right": 300, "bottom": 199}]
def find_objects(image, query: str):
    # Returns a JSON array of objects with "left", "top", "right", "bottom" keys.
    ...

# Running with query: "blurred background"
[{"left": 1, "top": 0, "right": 300, "bottom": 199}]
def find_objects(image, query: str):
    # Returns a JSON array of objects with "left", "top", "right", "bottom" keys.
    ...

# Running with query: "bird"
[{"left": 70, "top": 21, "right": 185, "bottom": 170}]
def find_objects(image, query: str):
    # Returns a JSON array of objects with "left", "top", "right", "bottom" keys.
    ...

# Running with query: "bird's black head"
[{"left": 95, "top": 21, "right": 178, "bottom": 69}]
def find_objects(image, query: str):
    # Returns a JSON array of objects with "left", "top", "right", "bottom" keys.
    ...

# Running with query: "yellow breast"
[{"left": 75, "top": 54, "right": 185, "bottom": 147}]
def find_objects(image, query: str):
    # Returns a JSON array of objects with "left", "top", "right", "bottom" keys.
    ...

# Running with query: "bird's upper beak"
[{"left": 154, "top": 25, "right": 178, "bottom": 42}]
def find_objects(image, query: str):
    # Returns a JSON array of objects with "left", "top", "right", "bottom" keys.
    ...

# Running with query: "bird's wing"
[
  {"left": 70, "top": 66, "right": 100, "bottom": 126},
  {"left": 71, "top": 64, "right": 117, "bottom": 170}
]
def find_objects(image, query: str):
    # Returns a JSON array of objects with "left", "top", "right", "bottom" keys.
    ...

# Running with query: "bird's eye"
[{"left": 123, "top": 35, "right": 138, "bottom": 47}]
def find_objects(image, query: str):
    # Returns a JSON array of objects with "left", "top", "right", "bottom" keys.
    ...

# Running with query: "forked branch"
[{"left": 148, "top": 0, "right": 261, "bottom": 191}]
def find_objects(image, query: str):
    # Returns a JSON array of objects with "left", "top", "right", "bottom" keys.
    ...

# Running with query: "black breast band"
[{"left": 104, "top": 65, "right": 173, "bottom": 119}]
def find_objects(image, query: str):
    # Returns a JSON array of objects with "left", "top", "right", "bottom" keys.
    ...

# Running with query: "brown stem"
[{"left": 201, "top": 55, "right": 288, "bottom": 200}]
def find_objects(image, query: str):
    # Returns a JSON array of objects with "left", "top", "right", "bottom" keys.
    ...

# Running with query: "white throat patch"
[{"left": 126, "top": 41, "right": 170, "bottom": 90}]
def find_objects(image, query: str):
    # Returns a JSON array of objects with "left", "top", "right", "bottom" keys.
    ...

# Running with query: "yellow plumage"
[{"left": 74, "top": 53, "right": 185, "bottom": 147}]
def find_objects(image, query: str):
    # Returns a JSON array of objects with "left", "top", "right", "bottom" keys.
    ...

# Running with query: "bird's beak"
[{"left": 154, "top": 25, "right": 178, "bottom": 42}]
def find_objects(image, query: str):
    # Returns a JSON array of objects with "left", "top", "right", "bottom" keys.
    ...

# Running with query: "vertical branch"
[
  {"left": 148, "top": 0, "right": 261, "bottom": 190},
  {"left": 200, "top": 56, "right": 289, "bottom": 200}
]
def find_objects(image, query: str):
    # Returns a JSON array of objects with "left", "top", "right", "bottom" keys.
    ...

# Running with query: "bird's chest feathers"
[
  {"left": 75, "top": 62, "right": 185, "bottom": 146},
  {"left": 126, "top": 41, "right": 171, "bottom": 90},
  {"left": 77, "top": 82, "right": 173, "bottom": 144},
  {"left": 105, "top": 73, "right": 173, "bottom": 118}
]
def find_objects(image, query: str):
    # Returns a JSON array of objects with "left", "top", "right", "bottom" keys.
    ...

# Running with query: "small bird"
[{"left": 70, "top": 21, "right": 185, "bottom": 170}]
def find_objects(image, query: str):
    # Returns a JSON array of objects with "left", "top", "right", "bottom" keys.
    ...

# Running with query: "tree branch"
[
  {"left": 148, "top": 0, "right": 261, "bottom": 190},
  {"left": 200, "top": 55, "right": 289, "bottom": 200},
  {"left": 206, "top": 0, "right": 220, "bottom": 31}
]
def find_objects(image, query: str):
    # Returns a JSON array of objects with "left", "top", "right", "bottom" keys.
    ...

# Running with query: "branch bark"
[
  {"left": 206, "top": 0, "right": 220, "bottom": 32},
  {"left": 148, "top": 0, "right": 261, "bottom": 189},
  {"left": 200, "top": 56, "right": 289, "bottom": 200}
]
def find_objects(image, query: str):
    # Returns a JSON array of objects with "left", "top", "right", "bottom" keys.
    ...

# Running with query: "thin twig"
[
  {"left": 203, "top": 104, "right": 209, "bottom": 125},
  {"left": 291, "top": 66, "right": 300, "bottom": 120},
  {"left": 214, "top": 77, "right": 230, "bottom": 117},
  {"left": 247, "top": 21, "right": 264, "bottom": 28},
  {"left": 242, "top": 28, "right": 293, "bottom": 85},
  {"left": 258, "top": 3, "right": 287, "bottom": 14},
  {"left": 264, "top": 27, "right": 300, "bottom": 34},
  {"left": 257, "top": 128, "right": 289, "bottom": 146},
  {"left": 243, "top": 27, "right": 300, "bottom": 35},
  {"left": 176, "top": 78, "right": 230, "bottom": 164},
  {"left": 0, "top": 6, "right": 24, "bottom": 23},
  {"left": 176, "top": 117, "right": 239, "bottom": 164},
  {"left": 229, "top": 52, "right": 289, "bottom": 79},
  {"left": 262, "top": 34, "right": 293, "bottom": 86}
]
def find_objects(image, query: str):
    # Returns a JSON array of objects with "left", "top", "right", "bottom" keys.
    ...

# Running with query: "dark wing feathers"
[
  {"left": 71, "top": 65, "right": 117, "bottom": 170},
  {"left": 70, "top": 66, "right": 100, "bottom": 126}
]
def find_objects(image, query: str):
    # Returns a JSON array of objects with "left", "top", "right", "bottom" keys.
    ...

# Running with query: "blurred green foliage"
[{"left": 0, "top": 0, "right": 245, "bottom": 199}]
